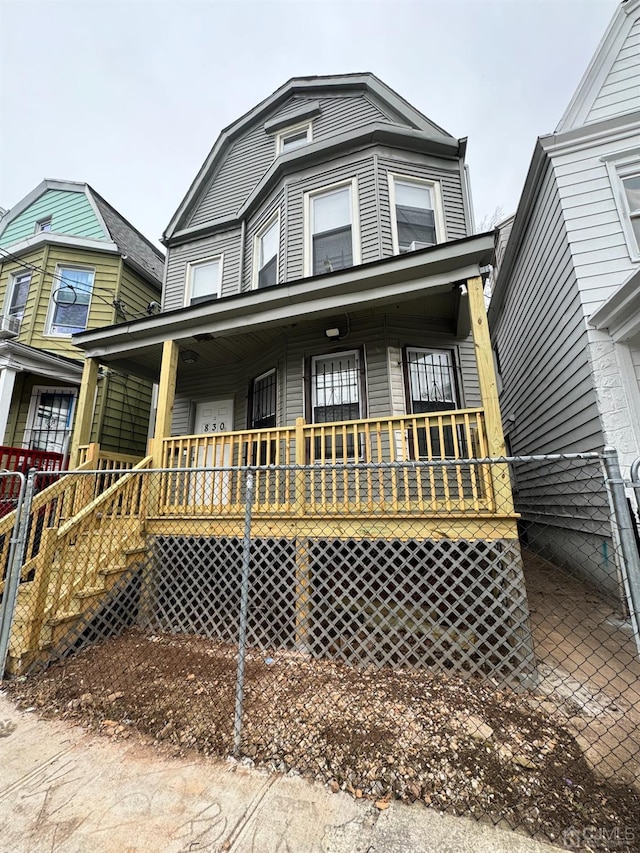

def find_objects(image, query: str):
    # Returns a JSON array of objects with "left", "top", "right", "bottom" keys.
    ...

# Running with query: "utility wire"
[{"left": 0, "top": 244, "right": 156, "bottom": 321}]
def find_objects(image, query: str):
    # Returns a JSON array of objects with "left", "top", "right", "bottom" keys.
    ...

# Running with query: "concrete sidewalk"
[{"left": 0, "top": 692, "right": 562, "bottom": 853}]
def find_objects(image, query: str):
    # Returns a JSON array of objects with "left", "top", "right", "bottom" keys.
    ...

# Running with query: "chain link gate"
[{"left": 1, "top": 452, "right": 639, "bottom": 849}]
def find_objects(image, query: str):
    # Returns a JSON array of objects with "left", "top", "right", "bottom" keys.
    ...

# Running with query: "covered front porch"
[{"left": 70, "top": 234, "right": 514, "bottom": 531}]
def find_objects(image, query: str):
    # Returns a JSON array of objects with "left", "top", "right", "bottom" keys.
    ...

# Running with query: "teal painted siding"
[{"left": 0, "top": 190, "right": 107, "bottom": 247}]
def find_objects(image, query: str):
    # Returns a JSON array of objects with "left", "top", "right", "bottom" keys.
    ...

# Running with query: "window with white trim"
[
  {"left": 389, "top": 174, "right": 443, "bottom": 254},
  {"left": 25, "top": 386, "right": 77, "bottom": 453},
  {"left": 6, "top": 271, "right": 31, "bottom": 321},
  {"left": 305, "top": 180, "right": 360, "bottom": 276},
  {"left": 603, "top": 151, "right": 640, "bottom": 260},
  {"left": 254, "top": 216, "right": 279, "bottom": 289},
  {"left": 35, "top": 217, "right": 52, "bottom": 233},
  {"left": 621, "top": 172, "right": 640, "bottom": 250},
  {"left": 47, "top": 266, "right": 94, "bottom": 335},
  {"left": 276, "top": 121, "right": 312, "bottom": 155},
  {"left": 186, "top": 257, "right": 222, "bottom": 305},
  {"left": 310, "top": 349, "right": 364, "bottom": 460}
]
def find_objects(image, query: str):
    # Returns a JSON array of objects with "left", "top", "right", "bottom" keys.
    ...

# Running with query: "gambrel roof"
[
  {"left": 164, "top": 73, "right": 463, "bottom": 244},
  {"left": 0, "top": 180, "right": 164, "bottom": 287}
]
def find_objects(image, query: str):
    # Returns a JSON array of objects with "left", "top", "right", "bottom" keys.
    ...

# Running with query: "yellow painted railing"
[
  {"left": 7, "top": 455, "right": 152, "bottom": 665},
  {"left": 158, "top": 409, "right": 498, "bottom": 517},
  {"left": 0, "top": 445, "right": 143, "bottom": 600},
  {"left": 76, "top": 443, "right": 142, "bottom": 471}
]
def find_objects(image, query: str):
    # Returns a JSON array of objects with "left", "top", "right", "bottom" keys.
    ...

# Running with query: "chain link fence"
[{"left": 1, "top": 453, "right": 639, "bottom": 850}]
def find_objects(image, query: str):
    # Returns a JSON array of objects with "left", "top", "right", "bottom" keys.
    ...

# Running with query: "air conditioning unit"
[
  {"left": 0, "top": 314, "right": 21, "bottom": 339},
  {"left": 408, "top": 241, "right": 433, "bottom": 252}
]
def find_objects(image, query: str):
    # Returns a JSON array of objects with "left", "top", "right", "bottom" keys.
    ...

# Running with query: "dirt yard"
[{"left": 6, "top": 626, "right": 640, "bottom": 851}]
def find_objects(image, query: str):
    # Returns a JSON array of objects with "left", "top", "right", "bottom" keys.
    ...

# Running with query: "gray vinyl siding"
[
  {"left": 242, "top": 189, "right": 285, "bottom": 291},
  {"left": 163, "top": 229, "right": 242, "bottom": 310},
  {"left": 189, "top": 94, "right": 394, "bottom": 227},
  {"left": 585, "top": 18, "right": 640, "bottom": 124},
  {"left": 377, "top": 154, "right": 467, "bottom": 252},
  {"left": 285, "top": 153, "right": 379, "bottom": 280},
  {"left": 493, "top": 160, "right": 603, "bottom": 456},
  {"left": 170, "top": 311, "right": 480, "bottom": 434}
]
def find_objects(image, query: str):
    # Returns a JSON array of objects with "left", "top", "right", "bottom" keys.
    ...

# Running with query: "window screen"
[{"left": 190, "top": 260, "right": 220, "bottom": 304}]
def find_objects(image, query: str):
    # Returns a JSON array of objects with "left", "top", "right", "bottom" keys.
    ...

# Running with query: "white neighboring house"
[{"left": 489, "top": 0, "right": 640, "bottom": 593}]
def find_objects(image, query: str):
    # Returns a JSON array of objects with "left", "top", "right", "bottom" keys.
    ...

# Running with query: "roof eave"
[{"left": 75, "top": 232, "right": 494, "bottom": 357}]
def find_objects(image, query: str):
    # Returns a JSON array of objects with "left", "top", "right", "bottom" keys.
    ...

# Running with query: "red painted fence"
[{"left": 0, "top": 446, "right": 66, "bottom": 517}]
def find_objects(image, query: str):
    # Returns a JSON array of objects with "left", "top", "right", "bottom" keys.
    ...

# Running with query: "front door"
[
  {"left": 194, "top": 399, "right": 234, "bottom": 435},
  {"left": 24, "top": 386, "right": 77, "bottom": 455},
  {"left": 193, "top": 399, "right": 234, "bottom": 504}
]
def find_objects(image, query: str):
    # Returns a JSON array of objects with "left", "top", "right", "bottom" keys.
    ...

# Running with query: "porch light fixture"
[
  {"left": 325, "top": 327, "right": 341, "bottom": 339},
  {"left": 180, "top": 349, "right": 199, "bottom": 364}
]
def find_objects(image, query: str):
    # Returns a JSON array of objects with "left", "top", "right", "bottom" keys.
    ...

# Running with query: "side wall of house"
[
  {"left": 551, "top": 126, "right": 640, "bottom": 471},
  {"left": 491, "top": 159, "right": 614, "bottom": 594}
]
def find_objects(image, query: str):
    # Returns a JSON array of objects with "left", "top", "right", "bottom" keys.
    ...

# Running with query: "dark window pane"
[
  {"left": 397, "top": 205, "right": 436, "bottom": 250},
  {"left": 312, "top": 226, "right": 352, "bottom": 275},
  {"left": 251, "top": 372, "right": 277, "bottom": 429},
  {"left": 258, "top": 255, "right": 277, "bottom": 289}
]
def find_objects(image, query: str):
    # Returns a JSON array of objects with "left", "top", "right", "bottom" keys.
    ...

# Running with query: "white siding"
[
  {"left": 584, "top": 18, "right": 640, "bottom": 124},
  {"left": 551, "top": 131, "right": 640, "bottom": 319}
]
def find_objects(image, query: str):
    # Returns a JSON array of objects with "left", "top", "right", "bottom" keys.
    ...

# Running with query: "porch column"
[
  {"left": 69, "top": 358, "right": 99, "bottom": 469},
  {"left": 152, "top": 340, "right": 179, "bottom": 467},
  {"left": 466, "top": 275, "right": 514, "bottom": 515},
  {"left": 0, "top": 367, "right": 17, "bottom": 444}
]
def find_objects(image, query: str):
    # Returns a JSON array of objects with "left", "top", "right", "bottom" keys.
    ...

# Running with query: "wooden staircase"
[{"left": 3, "top": 455, "right": 152, "bottom": 674}]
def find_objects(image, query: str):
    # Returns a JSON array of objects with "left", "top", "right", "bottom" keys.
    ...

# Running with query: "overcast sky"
[{"left": 0, "top": 0, "right": 619, "bottom": 246}]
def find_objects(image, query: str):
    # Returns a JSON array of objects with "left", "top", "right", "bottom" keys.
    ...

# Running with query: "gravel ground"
[{"left": 6, "top": 628, "right": 640, "bottom": 851}]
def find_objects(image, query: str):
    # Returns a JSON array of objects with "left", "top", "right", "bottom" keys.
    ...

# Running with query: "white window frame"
[
  {"left": 24, "top": 385, "right": 78, "bottom": 453},
  {"left": 405, "top": 347, "right": 459, "bottom": 413},
  {"left": 276, "top": 121, "right": 313, "bottom": 155},
  {"left": 303, "top": 178, "right": 361, "bottom": 277},
  {"left": 310, "top": 349, "right": 364, "bottom": 423},
  {"left": 387, "top": 173, "right": 446, "bottom": 255},
  {"left": 44, "top": 264, "right": 95, "bottom": 337},
  {"left": 184, "top": 255, "right": 224, "bottom": 306},
  {"left": 603, "top": 148, "right": 640, "bottom": 262},
  {"left": 252, "top": 212, "right": 280, "bottom": 290},
  {"left": 4, "top": 270, "right": 32, "bottom": 321},
  {"left": 35, "top": 216, "right": 52, "bottom": 233}
]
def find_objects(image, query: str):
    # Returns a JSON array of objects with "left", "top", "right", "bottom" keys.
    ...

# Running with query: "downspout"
[
  {"left": 238, "top": 219, "right": 246, "bottom": 292},
  {"left": 457, "top": 138, "right": 475, "bottom": 236},
  {"left": 464, "top": 165, "right": 476, "bottom": 234}
]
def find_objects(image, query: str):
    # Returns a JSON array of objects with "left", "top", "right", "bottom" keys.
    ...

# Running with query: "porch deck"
[{"left": 152, "top": 408, "right": 517, "bottom": 539}]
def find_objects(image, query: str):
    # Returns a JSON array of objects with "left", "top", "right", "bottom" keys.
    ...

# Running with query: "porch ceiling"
[{"left": 73, "top": 232, "right": 492, "bottom": 380}]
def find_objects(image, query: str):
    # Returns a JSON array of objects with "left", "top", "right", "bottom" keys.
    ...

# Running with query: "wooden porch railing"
[
  {"left": 0, "top": 445, "right": 144, "bottom": 599},
  {"left": 158, "top": 408, "right": 499, "bottom": 517}
]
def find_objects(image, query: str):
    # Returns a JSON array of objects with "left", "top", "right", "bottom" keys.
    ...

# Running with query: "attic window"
[
  {"left": 276, "top": 121, "right": 312, "bottom": 155},
  {"left": 35, "top": 217, "right": 52, "bottom": 233}
]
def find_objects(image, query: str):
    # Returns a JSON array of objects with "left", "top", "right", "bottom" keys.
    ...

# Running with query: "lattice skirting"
[{"left": 143, "top": 535, "right": 537, "bottom": 687}]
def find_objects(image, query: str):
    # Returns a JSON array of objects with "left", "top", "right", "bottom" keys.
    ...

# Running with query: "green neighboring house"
[{"left": 0, "top": 180, "right": 164, "bottom": 462}]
